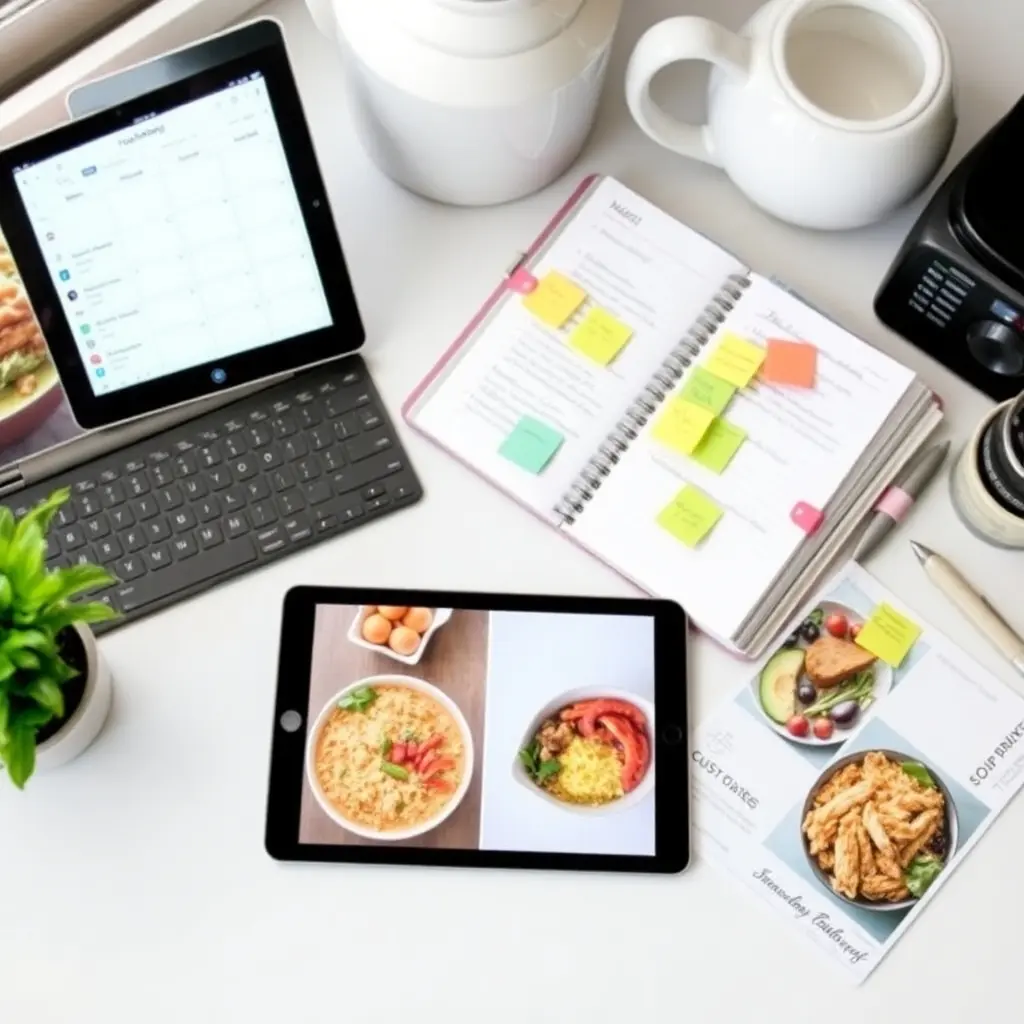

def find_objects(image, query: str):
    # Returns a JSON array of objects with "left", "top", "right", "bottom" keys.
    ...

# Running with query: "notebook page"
[
  {"left": 567, "top": 276, "right": 918, "bottom": 644},
  {"left": 411, "top": 178, "right": 745, "bottom": 519}
]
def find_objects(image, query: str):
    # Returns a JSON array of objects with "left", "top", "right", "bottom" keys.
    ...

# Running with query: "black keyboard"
[{"left": 2, "top": 358, "right": 422, "bottom": 631}]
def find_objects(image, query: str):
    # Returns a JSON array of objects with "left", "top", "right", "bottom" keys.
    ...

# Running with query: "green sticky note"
[
  {"left": 499, "top": 415, "right": 564, "bottom": 474},
  {"left": 855, "top": 602, "right": 922, "bottom": 667},
  {"left": 692, "top": 418, "right": 747, "bottom": 474},
  {"left": 569, "top": 307, "right": 633, "bottom": 366},
  {"left": 656, "top": 484, "right": 723, "bottom": 548},
  {"left": 680, "top": 367, "right": 737, "bottom": 415},
  {"left": 650, "top": 398, "right": 715, "bottom": 456}
]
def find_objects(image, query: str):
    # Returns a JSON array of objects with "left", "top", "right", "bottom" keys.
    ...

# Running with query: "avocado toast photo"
[{"left": 755, "top": 602, "right": 891, "bottom": 746}]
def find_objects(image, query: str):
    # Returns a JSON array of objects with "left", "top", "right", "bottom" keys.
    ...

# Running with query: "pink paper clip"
[
  {"left": 508, "top": 268, "right": 538, "bottom": 294},
  {"left": 790, "top": 501, "right": 824, "bottom": 535}
]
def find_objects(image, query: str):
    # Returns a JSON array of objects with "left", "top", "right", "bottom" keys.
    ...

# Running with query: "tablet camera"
[{"left": 211, "top": 368, "right": 227, "bottom": 384}]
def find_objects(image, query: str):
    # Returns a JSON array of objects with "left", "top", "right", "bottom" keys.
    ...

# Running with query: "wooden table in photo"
[{"left": 300, "top": 606, "right": 489, "bottom": 849}]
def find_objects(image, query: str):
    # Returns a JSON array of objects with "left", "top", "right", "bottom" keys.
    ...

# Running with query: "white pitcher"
[
  {"left": 625, "top": 0, "right": 956, "bottom": 230},
  {"left": 305, "top": 0, "right": 623, "bottom": 207}
]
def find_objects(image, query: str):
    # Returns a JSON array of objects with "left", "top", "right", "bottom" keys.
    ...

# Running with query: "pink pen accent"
[
  {"left": 875, "top": 486, "right": 914, "bottom": 522},
  {"left": 790, "top": 502, "right": 824, "bottom": 535},
  {"left": 508, "top": 268, "right": 538, "bottom": 294}
]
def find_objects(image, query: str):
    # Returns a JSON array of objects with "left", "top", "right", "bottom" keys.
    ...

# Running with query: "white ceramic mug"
[{"left": 625, "top": 0, "right": 956, "bottom": 230}]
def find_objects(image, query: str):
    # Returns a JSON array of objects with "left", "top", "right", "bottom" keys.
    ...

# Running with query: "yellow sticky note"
[
  {"left": 657, "top": 485, "right": 723, "bottom": 548},
  {"left": 692, "top": 418, "right": 747, "bottom": 474},
  {"left": 704, "top": 333, "right": 766, "bottom": 388},
  {"left": 522, "top": 271, "right": 586, "bottom": 328},
  {"left": 855, "top": 602, "right": 922, "bottom": 667},
  {"left": 651, "top": 398, "right": 715, "bottom": 456},
  {"left": 569, "top": 308, "right": 633, "bottom": 366}
]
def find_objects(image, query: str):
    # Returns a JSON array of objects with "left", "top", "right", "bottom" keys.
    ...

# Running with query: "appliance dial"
[{"left": 966, "top": 320, "right": 1024, "bottom": 376}]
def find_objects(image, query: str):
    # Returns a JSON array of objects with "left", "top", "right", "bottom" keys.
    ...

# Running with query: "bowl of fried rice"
[{"left": 800, "top": 749, "right": 959, "bottom": 911}]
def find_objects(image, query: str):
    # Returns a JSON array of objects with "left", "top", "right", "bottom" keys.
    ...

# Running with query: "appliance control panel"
[{"left": 875, "top": 243, "right": 1024, "bottom": 401}]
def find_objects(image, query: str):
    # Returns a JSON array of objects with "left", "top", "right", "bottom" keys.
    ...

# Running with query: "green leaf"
[
  {"left": 13, "top": 488, "right": 69, "bottom": 550},
  {"left": 901, "top": 762, "right": 936, "bottom": 789},
  {"left": 39, "top": 564, "right": 116, "bottom": 608},
  {"left": 380, "top": 761, "right": 409, "bottom": 781},
  {"left": 0, "top": 573, "right": 12, "bottom": 609},
  {"left": 536, "top": 759, "right": 562, "bottom": 783},
  {"left": 13, "top": 706, "right": 55, "bottom": 730},
  {"left": 4, "top": 519, "right": 45, "bottom": 592},
  {"left": 337, "top": 686, "right": 378, "bottom": 713},
  {"left": 904, "top": 854, "right": 943, "bottom": 897},
  {"left": 0, "top": 505, "right": 15, "bottom": 547},
  {"left": 380, "top": 736, "right": 393, "bottom": 756},
  {"left": 0, "top": 692, "right": 9, "bottom": 744},
  {"left": 24, "top": 677, "right": 63, "bottom": 719},
  {"left": 0, "top": 652, "right": 15, "bottom": 683},
  {"left": 1, "top": 723, "right": 37, "bottom": 789},
  {"left": 10, "top": 649, "right": 40, "bottom": 671},
  {"left": 0, "top": 629, "right": 54, "bottom": 656}
]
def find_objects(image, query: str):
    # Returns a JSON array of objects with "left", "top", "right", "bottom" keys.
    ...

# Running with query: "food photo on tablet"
[{"left": 266, "top": 589, "right": 688, "bottom": 872}]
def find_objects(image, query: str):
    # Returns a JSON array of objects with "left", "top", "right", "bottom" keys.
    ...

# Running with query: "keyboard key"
[
  {"left": 296, "top": 456, "right": 320, "bottom": 482},
  {"left": 225, "top": 513, "right": 249, "bottom": 538},
  {"left": 257, "top": 447, "right": 282, "bottom": 471},
  {"left": 271, "top": 399, "right": 292, "bottom": 415},
  {"left": 326, "top": 390, "right": 371, "bottom": 417},
  {"left": 364, "top": 484, "right": 385, "bottom": 500},
  {"left": 147, "top": 449, "right": 172, "bottom": 466},
  {"left": 134, "top": 496, "right": 158, "bottom": 520},
  {"left": 123, "top": 459, "right": 146, "bottom": 474},
  {"left": 251, "top": 501, "right": 277, "bottom": 528},
  {"left": 257, "top": 525, "right": 287, "bottom": 554},
  {"left": 345, "top": 431, "right": 393, "bottom": 463},
  {"left": 323, "top": 448, "right": 345, "bottom": 472},
  {"left": 150, "top": 463, "right": 174, "bottom": 487},
  {"left": 115, "top": 555, "right": 145, "bottom": 581},
  {"left": 122, "top": 528, "right": 146, "bottom": 553},
  {"left": 340, "top": 369, "right": 362, "bottom": 387},
  {"left": 173, "top": 439, "right": 195, "bottom": 453},
  {"left": 145, "top": 544, "right": 172, "bottom": 571},
  {"left": 158, "top": 485, "right": 184, "bottom": 511},
  {"left": 335, "top": 412, "right": 361, "bottom": 440},
  {"left": 101, "top": 482, "right": 126, "bottom": 508},
  {"left": 224, "top": 435, "right": 247, "bottom": 458},
  {"left": 198, "top": 524, "right": 223, "bottom": 549},
  {"left": 233, "top": 458, "right": 256, "bottom": 482},
  {"left": 334, "top": 497, "right": 364, "bottom": 523},
  {"left": 74, "top": 493, "right": 101, "bottom": 518},
  {"left": 366, "top": 495, "right": 391, "bottom": 512},
  {"left": 73, "top": 479, "right": 97, "bottom": 495},
  {"left": 245, "top": 478, "right": 270, "bottom": 502},
  {"left": 329, "top": 450, "right": 403, "bottom": 497},
  {"left": 183, "top": 477, "right": 207, "bottom": 500},
  {"left": 195, "top": 497, "right": 220, "bottom": 522},
  {"left": 248, "top": 408, "right": 268, "bottom": 423},
  {"left": 173, "top": 453, "right": 197, "bottom": 478},
  {"left": 114, "top": 537, "right": 258, "bottom": 613},
  {"left": 145, "top": 518, "right": 170, "bottom": 542},
  {"left": 283, "top": 435, "right": 308, "bottom": 461},
  {"left": 84, "top": 515, "right": 110, "bottom": 540},
  {"left": 316, "top": 514, "right": 338, "bottom": 532},
  {"left": 70, "top": 549, "right": 95, "bottom": 567},
  {"left": 171, "top": 508, "right": 196, "bottom": 533},
  {"left": 126, "top": 473, "right": 150, "bottom": 497},
  {"left": 272, "top": 415, "right": 297, "bottom": 438},
  {"left": 207, "top": 466, "right": 232, "bottom": 490},
  {"left": 359, "top": 409, "right": 383, "bottom": 431},
  {"left": 97, "top": 537, "right": 122, "bottom": 562},
  {"left": 305, "top": 480, "right": 332, "bottom": 506},
  {"left": 196, "top": 428, "right": 220, "bottom": 444},
  {"left": 277, "top": 490, "right": 306, "bottom": 517},
  {"left": 223, "top": 418, "right": 246, "bottom": 434},
  {"left": 171, "top": 534, "right": 198, "bottom": 561},
  {"left": 310, "top": 425, "right": 333, "bottom": 450},
  {"left": 55, "top": 505, "right": 76, "bottom": 527},
  {"left": 59, "top": 525, "right": 86, "bottom": 551},
  {"left": 271, "top": 467, "right": 296, "bottom": 492},
  {"left": 99, "top": 468, "right": 120, "bottom": 483},
  {"left": 223, "top": 486, "right": 247, "bottom": 512},
  {"left": 197, "top": 445, "right": 221, "bottom": 468},
  {"left": 390, "top": 483, "right": 417, "bottom": 503},
  {"left": 247, "top": 423, "right": 272, "bottom": 448},
  {"left": 284, "top": 513, "right": 313, "bottom": 543},
  {"left": 296, "top": 405, "right": 320, "bottom": 429},
  {"left": 45, "top": 534, "right": 60, "bottom": 560},
  {"left": 382, "top": 458, "right": 405, "bottom": 477},
  {"left": 294, "top": 389, "right": 315, "bottom": 404}
]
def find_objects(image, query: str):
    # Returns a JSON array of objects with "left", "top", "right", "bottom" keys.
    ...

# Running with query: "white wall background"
[{"left": 479, "top": 610, "right": 656, "bottom": 855}]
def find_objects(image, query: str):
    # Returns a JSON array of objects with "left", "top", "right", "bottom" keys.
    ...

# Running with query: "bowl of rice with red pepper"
[
  {"left": 307, "top": 675, "right": 473, "bottom": 840},
  {"left": 513, "top": 689, "right": 654, "bottom": 812}
]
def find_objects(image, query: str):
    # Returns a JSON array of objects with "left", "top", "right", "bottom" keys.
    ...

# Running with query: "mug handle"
[{"left": 625, "top": 17, "right": 752, "bottom": 166}]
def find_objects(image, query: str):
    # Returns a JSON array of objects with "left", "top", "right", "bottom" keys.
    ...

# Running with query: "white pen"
[{"left": 911, "top": 541, "right": 1024, "bottom": 679}]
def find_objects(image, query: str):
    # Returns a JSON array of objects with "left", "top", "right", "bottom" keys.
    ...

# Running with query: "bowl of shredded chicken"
[
  {"left": 307, "top": 675, "right": 474, "bottom": 840},
  {"left": 513, "top": 688, "right": 655, "bottom": 813}
]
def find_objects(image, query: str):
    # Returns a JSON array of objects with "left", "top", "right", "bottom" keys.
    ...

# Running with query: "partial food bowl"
[
  {"left": 306, "top": 674, "right": 474, "bottom": 842},
  {"left": 512, "top": 687, "right": 655, "bottom": 815},
  {"left": 347, "top": 605, "right": 453, "bottom": 665},
  {"left": 800, "top": 748, "right": 959, "bottom": 912}
]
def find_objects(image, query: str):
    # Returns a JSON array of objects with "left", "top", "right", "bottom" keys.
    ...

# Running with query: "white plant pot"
[{"left": 35, "top": 623, "right": 112, "bottom": 772}]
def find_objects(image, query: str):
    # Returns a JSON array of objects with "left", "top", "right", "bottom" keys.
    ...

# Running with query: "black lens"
[{"left": 979, "top": 399, "right": 1024, "bottom": 515}]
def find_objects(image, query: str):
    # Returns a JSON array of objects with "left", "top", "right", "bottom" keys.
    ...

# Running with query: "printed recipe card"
[{"left": 692, "top": 562, "right": 1024, "bottom": 983}]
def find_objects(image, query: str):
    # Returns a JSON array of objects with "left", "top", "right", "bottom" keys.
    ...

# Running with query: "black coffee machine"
[{"left": 876, "top": 96, "right": 1024, "bottom": 401}]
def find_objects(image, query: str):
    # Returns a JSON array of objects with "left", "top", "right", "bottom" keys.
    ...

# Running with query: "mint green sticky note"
[
  {"left": 692, "top": 418, "right": 747, "bottom": 474},
  {"left": 680, "top": 367, "right": 736, "bottom": 415},
  {"left": 499, "top": 416, "right": 564, "bottom": 474}
]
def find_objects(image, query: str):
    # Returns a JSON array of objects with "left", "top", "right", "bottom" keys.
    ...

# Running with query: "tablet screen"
[
  {"left": 12, "top": 71, "right": 332, "bottom": 399},
  {"left": 299, "top": 602, "right": 657, "bottom": 857}
]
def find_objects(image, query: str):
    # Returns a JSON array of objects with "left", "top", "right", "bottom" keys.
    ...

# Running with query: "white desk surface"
[{"left": 4, "top": 0, "right": 1024, "bottom": 1019}]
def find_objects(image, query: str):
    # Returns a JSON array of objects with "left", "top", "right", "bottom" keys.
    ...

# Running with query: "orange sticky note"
[{"left": 762, "top": 339, "right": 817, "bottom": 388}]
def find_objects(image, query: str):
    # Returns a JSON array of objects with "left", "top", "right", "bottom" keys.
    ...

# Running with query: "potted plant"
[{"left": 0, "top": 487, "right": 117, "bottom": 788}]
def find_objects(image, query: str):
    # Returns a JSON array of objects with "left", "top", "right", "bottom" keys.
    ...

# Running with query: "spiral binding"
[{"left": 554, "top": 274, "right": 750, "bottom": 526}]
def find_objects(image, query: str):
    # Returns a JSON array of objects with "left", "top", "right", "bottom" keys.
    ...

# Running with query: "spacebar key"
[{"left": 115, "top": 538, "right": 258, "bottom": 612}]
